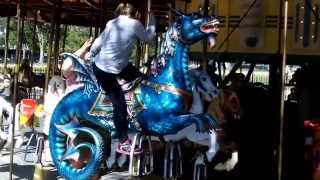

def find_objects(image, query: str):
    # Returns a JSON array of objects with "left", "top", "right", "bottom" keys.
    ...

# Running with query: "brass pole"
[
  {"left": 143, "top": 0, "right": 151, "bottom": 64},
  {"left": 45, "top": 5, "right": 57, "bottom": 92},
  {"left": 278, "top": 1, "right": 288, "bottom": 180},
  {"left": 4, "top": 17, "right": 10, "bottom": 71},
  {"left": 31, "top": 10, "right": 38, "bottom": 75},
  {"left": 135, "top": 40, "right": 141, "bottom": 68},
  {"left": 53, "top": 3, "right": 61, "bottom": 75},
  {"left": 154, "top": 33, "right": 158, "bottom": 56},
  {"left": 202, "top": 0, "right": 209, "bottom": 69},
  {"left": 62, "top": 25, "right": 67, "bottom": 52},
  {"left": 9, "top": 1, "right": 24, "bottom": 179}
]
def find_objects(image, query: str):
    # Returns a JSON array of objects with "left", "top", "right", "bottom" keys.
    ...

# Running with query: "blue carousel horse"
[{"left": 49, "top": 12, "right": 220, "bottom": 180}]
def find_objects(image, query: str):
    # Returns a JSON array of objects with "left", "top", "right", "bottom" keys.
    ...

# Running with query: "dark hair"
[{"left": 114, "top": 3, "right": 137, "bottom": 17}]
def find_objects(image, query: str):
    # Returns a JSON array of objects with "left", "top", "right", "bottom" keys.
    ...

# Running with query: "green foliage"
[
  {"left": 64, "top": 26, "right": 90, "bottom": 53},
  {"left": 0, "top": 17, "right": 91, "bottom": 54}
]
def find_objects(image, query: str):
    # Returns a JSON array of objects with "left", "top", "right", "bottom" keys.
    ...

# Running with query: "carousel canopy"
[{"left": 0, "top": 0, "right": 175, "bottom": 30}]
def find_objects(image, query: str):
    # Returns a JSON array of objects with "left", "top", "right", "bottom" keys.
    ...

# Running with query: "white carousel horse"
[
  {"left": 0, "top": 73, "right": 15, "bottom": 150},
  {"left": 189, "top": 68, "right": 219, "bottom": 114},
  {"left": 0, "top": 73, "right": 28, "bottom": 151},
  {"left": 161, "top": 68, "right": 220, "bottom": 159}
]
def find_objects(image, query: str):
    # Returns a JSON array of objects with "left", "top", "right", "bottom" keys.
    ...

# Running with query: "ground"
[{"left": 0, "top": 134, "right": 234, "bottom": 180}]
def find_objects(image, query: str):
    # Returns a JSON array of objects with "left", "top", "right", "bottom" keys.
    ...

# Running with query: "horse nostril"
[{"left": 209, "top": 93, "right": 213, "bottom": 99}]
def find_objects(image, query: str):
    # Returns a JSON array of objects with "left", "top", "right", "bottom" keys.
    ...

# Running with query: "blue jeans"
[{"left": 93, "top": 63, "right": 142, "bottom": 141}]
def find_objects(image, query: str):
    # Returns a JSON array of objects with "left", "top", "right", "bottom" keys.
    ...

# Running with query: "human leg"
[
  {"left": 119, "top": 63, "right": 143, "bottom": 82},
  {"left": 93, "top": 64, "right": 141, "bottom": 155},
  {"left": 93, "top": 64, "right": 128, "bottom": 141}
]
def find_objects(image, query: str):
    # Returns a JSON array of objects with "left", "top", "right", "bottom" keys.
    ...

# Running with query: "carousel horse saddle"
[
  {"left": 88, "top": 89, "right": 144, "bottom": 119},
  {"left": 88, "top": 91, "right": 133, "bottom": 117}
]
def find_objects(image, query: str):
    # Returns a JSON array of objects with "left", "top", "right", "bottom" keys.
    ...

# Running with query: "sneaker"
[{"left": 116, "top": 139, "right": 143, "bottom": 155}]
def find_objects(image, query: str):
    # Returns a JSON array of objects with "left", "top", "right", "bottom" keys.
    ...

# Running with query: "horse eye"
[{"left": 202, "top": 77, "right": 207, "bottom": 81}]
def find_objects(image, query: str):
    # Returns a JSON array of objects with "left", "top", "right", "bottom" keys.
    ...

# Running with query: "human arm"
[
  {"left": 87, "top": 23, "right": 110, "bottom": 59},
  {"left": 134, "top": 14, "right": 156, "bottom": 42},
  {"left": 73, "top": 38, "right": 93, "bottom": 59}
]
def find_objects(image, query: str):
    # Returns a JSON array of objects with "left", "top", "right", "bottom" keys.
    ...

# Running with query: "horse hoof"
[
  {"left": 214, "top": 162, "right": 227, "bottom": 171},
  {"left": 214, "top": 152, "right": 238, "bottom": 172}
]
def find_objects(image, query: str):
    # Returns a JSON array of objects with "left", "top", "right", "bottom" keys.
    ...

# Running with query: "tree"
[{"left": 64, "top": 26, "right": 90, "bottom": 53}]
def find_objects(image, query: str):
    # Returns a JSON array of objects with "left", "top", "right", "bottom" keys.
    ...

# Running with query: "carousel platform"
[
  {"left": 0, "top": 135, "right": 171, "bottom": 180},
  {"left": 0, "top": 137, "right": 164, "bottom": 180},
  {"left": 0, "top": 149, "right": 163, "bottom": 180},
  {"left": 0, "top": 133, "right": 237, "bottom": 180}
]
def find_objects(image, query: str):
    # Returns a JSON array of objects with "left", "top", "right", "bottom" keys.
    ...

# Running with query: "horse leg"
[
  {"left": 4, "top": 103, "right": 24, "bottom": 149},
  {"left": 163, "top": 124, "right": 219, "bottom": 162},
  {"left": 182, "top": 124, "right": 219, "bottom": 162}
]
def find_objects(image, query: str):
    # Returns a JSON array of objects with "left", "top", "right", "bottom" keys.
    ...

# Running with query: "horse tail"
[{"left": 49, "top": 88, "right": 105, "bottom": 180}]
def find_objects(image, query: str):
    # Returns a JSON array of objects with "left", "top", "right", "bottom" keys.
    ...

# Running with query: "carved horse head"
[
  {"left": 176, "top": 12, "right": 219, "bottom": 48},
  {"left": 189, "top": 69, "right": 219, "bottom": 114}
]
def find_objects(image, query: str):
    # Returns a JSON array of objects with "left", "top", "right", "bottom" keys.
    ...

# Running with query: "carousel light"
[
  {"left": 300, "top": 20, "right": 304, "bottom": 24},
  {"left": 312, "top": 21, "right": 316, "bottom": 25},
  {"left": 301, "top": 6, "right": 304, "bottom": 9},
  {"left": 299, "top": 36, "right": 303, "bottom": 40},
  {"left": 165, "top": 15, "right": 169, "bottom": 19}
]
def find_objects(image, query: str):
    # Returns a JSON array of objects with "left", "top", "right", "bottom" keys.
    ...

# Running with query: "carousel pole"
[
  {"left": 62, "top": 25, "right": 67, "bottom": 52},
  {"left": 45, "top": 3, "right": 57, "bottom": 92},
  {"left": 4, "top": 17, "right": 10, "bottom": 71},
  {"left": 184, "top": 1, "right": 188, "bottom": 13},
  {"left": 143, "top": 0, "right": 152, "bottom": 65},
  {"left": 52, "top": 2, "right": 62, "bottom": 75},
  {"left": 135, "top": 40, "right": 141, "bottom": 67},
  {"left": 94, "top": 0, "right": 102, "bottom": 38},
  {"left": 9, "top": 0, "right": 24, "bottom": 179},
  {"left": 201, "top": 0, "right": 209, "bottom": 69},
  {"left": 89, "top": 25, "right": 93, "bottom": 37},
  {"left": 278, "top": 1, "right": 288, "bottom": 180},
  {"left": 31, "top": 10, "right": 38, "bottom": 76}
]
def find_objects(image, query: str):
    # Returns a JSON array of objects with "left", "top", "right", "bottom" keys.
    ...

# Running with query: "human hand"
[
  {"left": 84, "top": 52, "right": 92, "bottom": 62},
  {"left": 83, "top": 38, "right": 93, "bottom": 50}
]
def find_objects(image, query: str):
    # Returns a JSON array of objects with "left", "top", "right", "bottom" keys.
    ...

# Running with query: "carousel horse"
[
  {"left": 102, "top": 68, "right": 221, "bottom": 171},
  {"left": 49, "top": 12, "right": 220, "bottom": 180},
  {"left": 189, "top": 68, "right": 219, "bottom": 114},
  {"left": 207, "top": 88, "right": 241, "bottom": 172},
  {"left": 0, "top": 73, "right": 15, "bottom": 150}
]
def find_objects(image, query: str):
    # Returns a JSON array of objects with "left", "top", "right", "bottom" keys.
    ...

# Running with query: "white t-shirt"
[{"left": 90, "top": 15, "right": 156, "bottom": 74}]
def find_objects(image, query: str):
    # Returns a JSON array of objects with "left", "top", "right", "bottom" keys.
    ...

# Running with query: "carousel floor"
[
  {"left": 0, "top": 134, "right": 237, "bottom": 180},
  {"left": 0, "top": 141, "right": 163, "bottom": 180}
]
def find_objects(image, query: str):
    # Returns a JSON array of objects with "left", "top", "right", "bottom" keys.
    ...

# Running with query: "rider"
[{"left": 86, "top": 2, "right": 156, "bottom": 155}]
